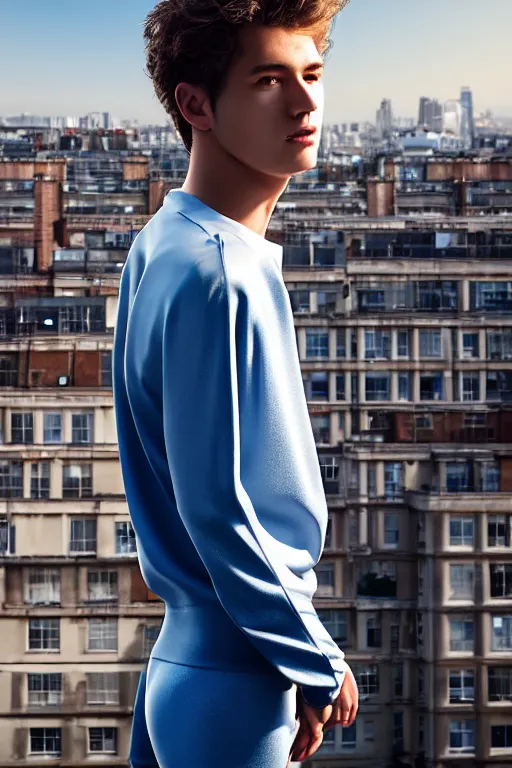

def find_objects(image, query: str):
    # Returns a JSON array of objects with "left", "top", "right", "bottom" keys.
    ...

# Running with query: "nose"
[{"left": 288, "top": 77, "right": 322, "bottom": 117}]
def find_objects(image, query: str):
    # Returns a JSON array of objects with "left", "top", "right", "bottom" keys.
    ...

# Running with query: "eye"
[
  {"left": 257, "top": 76, "right": 280, "bottom": 86},
  {"left": 304, "top": 74, "right": 321, "bottom": 82}
]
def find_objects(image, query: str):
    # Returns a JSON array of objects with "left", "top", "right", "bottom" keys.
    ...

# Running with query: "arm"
[
  {"left": 161, "top": 259, "right": 347, "bottom": 708},
  {"left": 129, "top": 667, "right": 159, "bottom": 768}
]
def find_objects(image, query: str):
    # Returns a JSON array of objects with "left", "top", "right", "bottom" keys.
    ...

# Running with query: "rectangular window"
[
  {"left": 488, "top": 667, "right": 512, "bottom": 702},
  {"left": 420, "top": 372, "right": 444, "bottom": 401},
  {"left": 384, "top": 462, "right": 403, "bottom": 499},
  {"left": 71, "top": 412, "right": 94, "bottom": 444},
  {"left": 462, "top": 332, "right": 479, "bottom": 358},
  {"left": 87, "top": 570, "right": 118, "bottom": 602},
  {"left": 446, "top": 462, "right": 473, "bottom": 493},
  {"left": 28, "top": 618, "right": 60, "bottom": 651},
  {"left": 491, "top": 724, "right": 512, "bottom": 749},
  {"left": 398, "top": 372, "right": 411, "bottom": 401},
  {"left": 419, "top": 329, "right": 442, "bottom": 358},
  {"left": 449, "top": 617, "right": 474, "bottom": 652},
  {"left": 305, "top": 329, "right": 329, "bottom": 359},
  {"left": 115, "top": 521, "right": 137, "bottom": 555},
  {"left": 88, "top": 618, "right": 118, "bottom": 651},
  {"left": 63, "top": 464, "right": 92, "bottom": 498},
  {"left": 481, "top": 461, "right": 500, "bottom": 492},
  {"left": 384, "top": 512, "right": 399, "bottom": 545},
  {"left": 30, "top": 462, "right": 50, "bottom": 500},
  {"left": 449, "top": 719, "right": 475, "bottom": 754},
  {"left": 341, "top": 721, "right": 357, "bottom": 748},
  {"left": 86, "top": 673, "right": 120, "bottom": 705},
  {"left": 11, "top": 412, "right": 33, "bottom": 444},
  {"left": 364, "top": 330, "right": 391, "bottom": 359},
  {"left": 144, "top": 623, "right": 162, "bottom": 659},
  {"left": 69, "top": 518, "right": 96, "bottom": 554},
  {"left": 43, "top": 412, "right": 62, "bottom": 443},
  {"left": 393, "top": 711, "right": 404, "bottom": 752},
  {"left": 490, "top": 564, "right": 512, "bottom": 598},
  {"left": 310, "top": 415, "right": 330, "bottom": 444},
  {"left": 29, "top": 728, "right": 61, "bottom": 755},
  {"left": 491, "top": 616, "right": 512, "bottom": 651},
  {"left": 0, "top": 460, "right": 23, "bottom": 498},
  {"left": 449, "top": 516, "right": 474, "bottom": 546},
  {"left": 471, "top": 281, "right": 512, "bottom": 312},
  {"left": 449, "top": 564, "right": 475, "bottom": 600},
  {"left": 462, "top": 372, "right": 480, "bottom": 401},
  {"left": 88, "top": 727, "right": 117, "bottom": 754},
  {"left": 449, "top": 669, "right": 475, "bottom": 703},
  {"left": 310, "top": 371, "right": 328, "bottom": 401},
  {"left": 26, "top": 568, "right": 60, "bottom": 605},
  {"left": 336, "top": 329, "right": 346, "bottom": 358},
  {"left": 397, "top": 330, "right": 409, "bottom": 357},
  {"left": 487, "top": 329, "right": 512, "bottom": 361},
  {"left": 392, "top": 663, "right": 403, "bottom": 696},
  {"left": 100, "top": 351, "right": 112, "bottom": 387},
  {"left": 488, "top": 515, "right": 511, "bottom": 547},
  {"left": 356, "top": 665, "right": 379, "bottom": 695},
  {"left": 317, "top": 610, "right": 348, "bottom": 643},
  {"left": 336, "top": 374, "right": 345, "bottom": 400},
  {"left": 365, "top": 372, "right": 390, "bottom": 401},
  {"left": 366, "top": 617, "right": 381, "bottom": 648},
  {"left": 27, "top": 673, "right": 62, "bottom": 707}
]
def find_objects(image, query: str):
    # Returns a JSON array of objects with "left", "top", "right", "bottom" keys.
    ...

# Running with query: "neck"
[{"left": 181, "top": 135, "right": 290, "bottom": 238}]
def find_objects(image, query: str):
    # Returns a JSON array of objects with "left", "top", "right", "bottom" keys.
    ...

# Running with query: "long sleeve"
[{"left": 160, "top": 256, "right": 347, "bottom": 708}]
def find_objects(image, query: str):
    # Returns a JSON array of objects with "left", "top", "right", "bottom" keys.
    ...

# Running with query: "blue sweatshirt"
[{"left": 113, "top": 189, "right": 348, "bottom": 752}]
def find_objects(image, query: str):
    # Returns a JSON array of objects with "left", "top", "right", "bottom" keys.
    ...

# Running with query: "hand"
[
  {"left": 324, "top": 664, "right": 358, "bottom": 732},
  {"left": 287, "top": 689, "right": 332, "bottom": 764}
]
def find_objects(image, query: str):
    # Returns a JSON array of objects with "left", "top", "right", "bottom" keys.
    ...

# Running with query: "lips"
[{"left": 286, "top": 128, "right": 316, "bottom": 140}]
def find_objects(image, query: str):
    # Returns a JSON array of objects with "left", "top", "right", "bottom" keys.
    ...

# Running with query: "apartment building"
[{"left": 0, "top": 152, "right": 511, "bottom": 767}]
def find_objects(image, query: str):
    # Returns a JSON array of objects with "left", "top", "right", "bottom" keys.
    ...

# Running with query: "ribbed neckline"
[{"left": 164, "top": 188, "right": 283, "bottom": 268}]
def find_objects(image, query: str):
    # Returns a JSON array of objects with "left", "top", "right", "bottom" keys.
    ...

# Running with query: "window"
[
  {"left": 30, "top": 462, "right": 50, "bottom": 499},
  {"left": 449, "top": 564, "right": 474, "bottom": 600},
  {"left": 310, "top": 415, "right": 330, "bottom": 444},
  {"left": 420, "top": 372, "right": 444, "bottom": 400},
  {"left": 384, "top": 462, "right": 403, "bottom": 499},
  {"left": 356, "top": 665, "right": 379, "bottom": 695},
  {"left": 336, "top": 374, "right": 345, "bottom": 400},
  {"left": 415, "top": 414, "right": 433, "bottom": 430},
  {"left": 449, "top": 669, "right": 475, "bottom": 703},
  {"left": 398, "top": 372, "right": 411, "bottom": 401},
  {"left": 316, "top": 291, "right": 337, "bottom": 314},
  {"left": 325, "top": 514, "right": 332, "bottom": 549},
  {"left": 364, "top": 330, "right": 391, "bottom": 359},
  {"left": 393, "top": 711, "right": 404, "bottom": 752},
  {"left": 115, "top": 521, "right": 137, "bottom": 555},
  {"left": 315, "top": 562, "right": 335, "bottom": 591},
  {"left": 86, "top": 673, "right": 120, "bottom": 704},
  {"left": 384, "top": 512, "right": 399, "bottom": 546},
  {"left": 26, "top": 568, "right": 60, "bottom": 605},
  {"left": 419, "top": 329, "right": 442, "bottom": 358},
  {"left": 487, "top": 371, "right": 512, "bottom": 402},
  {"left": 43, "top": 412, "right": 62, "bottom": 443},
  {"left": 342, "top": 721, "right": 356, "bottom": 749},
  {"left": 449, "top": 719, "right": 475, "bottom": 754},
  {"left": 488, "top": 667, "right": 512, "bottom": 702},
  {"left": 366, "top": 616, "right": 381, "bottom": 648},
  {"left": 446, "top": 462, "right": 473, "bottom": 493},
  {"left": 365, "top": 372, "right": 390, "bottom": 401},
  {"left": 487, "top": 329, "right": 512, "bottom": 361},
  {"left": 491, "top": 725, "right": 512, "bottom": 749},
  {"left": 490, "top": 564, "right": 512, "bottom": 598},
  {"left": 27, "top": 673, "right": 62, "bottom": 706},
  {"left": 462, "top": 332, "right": 479, "bottom": 358},
  {"left": 69, "top": 518, "right": 96, "bottom": 554},
  {"left": 462, "top": 372, "right": 480, "bottom": 401},
  {"left": 63, "top": 464, "right": 92, "bottom": 498},
  {"left": 11, "top": 412, "right": 33, "bottom": 443},
  {"left": 88, "top": 618, "right": 117, "bottom": 651},
  {"left": 471, "top": 281, "right": 512, "bottom": 312},
  {"left": 28, "top": 618, "right": 60, "bottom": 651},
  {"left": 319, "top": 456, "right": 339, "bottom": 495},
  {"left": 392, "top": 663, "right": 403, "bottom": 696},
  {"left": 317, "top": 610, "right": 348, "bottom": 643},
  {"left": 358, "top": 561, "right": 397, "bottom": 598},
  {"left": 29, "top": 728, "right": 61, "bottom": 755},
  {"left": 100, "top": 351, "right": 112, "bottom": 387},
  {"left": 71, "top": 412, "right": 93, "bottom": 444},
  {"left": 449, "top": 617, "right": 474, "bottom": 652},
  {"left": 368, "top": 461, "right": 377, "bottom": 499},
  {"left": 0, "top": 518, "right": 14, "bottom": 554},
  {"left": 144, "top": 623, "right": 162, "bottom": 659},
  {"left": 397, "top": 330, "right": 409, "bottom": 357},
  {"left": 310, "top": 371, "right": 328, "bottom": 401},
  {"left": 305, "top": 329, "right": 329, "bottom": 359},
  {"left": 336, "top": 329, "right": 346, "bottom": 358},
  {"left": 488, "top": 515, "right": 511, "bottom": 547},
  {"left": 0, "top": 460, "right": 23, "bottom": 498},
  {"left": 87, "top": 570, "right": 118, "bottom": 602},
  {"left": 481, "top": 461, "right": 500, "bottom": 492},
  {"left": 89, "top": 727, "right": 117, "bottom": 754},
  {"left": 288, "top": 289, "right": 310, "bottom": 313},
  {"left": 363, "top": 720, "right": 375, "bottom": 742},
  {"left": 492, "top": 616, "right": 512, "bottom": 651},
  {"left": 450, "top": 516, "right": 474, "bottom": 546}
]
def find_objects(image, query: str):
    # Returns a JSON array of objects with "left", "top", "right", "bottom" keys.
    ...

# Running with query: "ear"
[{"left": 175, "top": 83, "right": 214, "bottom": 133}]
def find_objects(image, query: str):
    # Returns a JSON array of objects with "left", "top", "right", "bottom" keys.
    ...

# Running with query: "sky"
[{"left": 0, "top": 0, "right": 510, "bottom": 125}]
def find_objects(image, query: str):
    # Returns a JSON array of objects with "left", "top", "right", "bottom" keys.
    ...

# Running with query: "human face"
[{"left": 210, "top": 25, "right": 325, "bottom": 179}]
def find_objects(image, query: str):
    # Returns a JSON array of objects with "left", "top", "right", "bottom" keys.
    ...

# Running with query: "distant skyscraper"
[
  {"left": 376, "top": 99, "right": 393, "bottom": 138},
  {"left": 418, "top": 97, "right": 443, "bottom": 133},
  {"left": 460, "top": 86, "right": 475, "bottom": 148},
  {"left": 443, "top": 99, "right": 462, "bottom": 136}
]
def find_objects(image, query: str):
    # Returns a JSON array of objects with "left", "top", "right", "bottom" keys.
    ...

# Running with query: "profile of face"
[{"left": 178, "top": 25, "right": 325, "bottom": 179}]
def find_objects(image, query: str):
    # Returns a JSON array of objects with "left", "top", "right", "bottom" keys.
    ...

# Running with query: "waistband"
[{"left": 150, "top": 603, "right": 278, "bottom": 675}]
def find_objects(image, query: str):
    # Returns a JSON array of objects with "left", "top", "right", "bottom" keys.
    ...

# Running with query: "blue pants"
[{"left": 131, "top": 658, "right": 299, "bottom": 767}]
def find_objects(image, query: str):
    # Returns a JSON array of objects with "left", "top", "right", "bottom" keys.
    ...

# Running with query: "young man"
[{"left": 113, "top": 0, "right": 358, "bottom": 765}]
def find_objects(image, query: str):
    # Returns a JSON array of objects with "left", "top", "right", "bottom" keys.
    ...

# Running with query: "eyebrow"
[{"left": 248, "top": 61, "right": 324, "bottom": 76}]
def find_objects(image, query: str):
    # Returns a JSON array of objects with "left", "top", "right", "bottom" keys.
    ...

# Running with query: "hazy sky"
[{"left": 1, "top": 0, "right": 510, "bottom": 124}]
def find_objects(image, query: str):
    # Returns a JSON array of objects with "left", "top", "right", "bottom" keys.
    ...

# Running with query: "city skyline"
[{"left": 1, "top": 0, "right": 511, "bottom": 125}]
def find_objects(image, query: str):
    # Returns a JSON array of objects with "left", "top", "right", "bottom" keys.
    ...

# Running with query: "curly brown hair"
[{"left": 143, "top": 0, "right": 349, "bottom": 153}]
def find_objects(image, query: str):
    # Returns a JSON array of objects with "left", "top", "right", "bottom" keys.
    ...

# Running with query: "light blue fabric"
[{"left": 113, "top": 189, "right": 347, "bottom": 763}]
